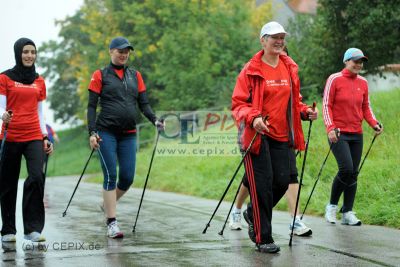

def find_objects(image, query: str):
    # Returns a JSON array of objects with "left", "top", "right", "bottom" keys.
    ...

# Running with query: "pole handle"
[
  {"left": 4, "top": 110, "right": 13, "bottom": 130},
  {"left": 156, "top": 118, "right": 165, "bottom": 133}
]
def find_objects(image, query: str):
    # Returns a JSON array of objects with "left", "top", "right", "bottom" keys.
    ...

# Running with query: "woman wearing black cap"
[
  {"left": 0, "top": 38, "right": 53, "bottom": 243},
  {"left": 87, "top": 36, "right": 164, "bottom": 238},
  {"left": 323, "top": 47, "right": 383, "bottom": 226}
]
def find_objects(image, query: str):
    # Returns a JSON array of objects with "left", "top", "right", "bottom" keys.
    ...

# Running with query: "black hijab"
[{"left": 2, "top": 37, "right": 39, "bottom": 84}]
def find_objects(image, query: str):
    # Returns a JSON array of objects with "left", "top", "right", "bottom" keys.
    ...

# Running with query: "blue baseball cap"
[
  {"left": 343, "top": 48, "right": 368, "bottom": 63},
  {"left": 109, "top": 37, "right": 134, "bottom": 50}
]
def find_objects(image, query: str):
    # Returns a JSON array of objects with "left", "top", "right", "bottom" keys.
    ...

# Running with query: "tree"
[
  {"left": 150, "top": 0, "right": 266, "bottom": 110},
  {"left": 287, "top": 0, "right": 400, "bottom": 99},
  {"left": 39, "top": 10, "right": 93, "bottom": 123},
  {"left": 39, "top": 0, "right": 273, "bottom": 123}
]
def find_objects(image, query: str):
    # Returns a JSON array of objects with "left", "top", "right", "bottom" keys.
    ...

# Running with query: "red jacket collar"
[
  {"left": 341, "top": 68, "right": 358, "bottom": 79},
  {"left": 245, "top": 50, "right": 298, "bottom": 77}
]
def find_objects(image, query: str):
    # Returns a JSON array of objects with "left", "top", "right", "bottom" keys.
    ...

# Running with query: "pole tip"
[{"left": 202, "top": 224, "right": 210, "bottom": 234}]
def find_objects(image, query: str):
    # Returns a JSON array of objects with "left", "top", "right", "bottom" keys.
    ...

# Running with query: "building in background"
[
  {"left": 366, "top": 64, "right": 400, "bottom": 92},
  {"left": 256, "top": 0, "right": 317, "bottom": 26},
  {"left": 258, "top": 0, "right": 399, "bottom": 92}
]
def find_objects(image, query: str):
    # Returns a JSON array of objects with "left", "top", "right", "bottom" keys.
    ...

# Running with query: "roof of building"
[
  {"left": 287, "top": 0, "right": 317, "bottom": 14},
  {"left": 380, "top": 64, "right": 400, "bottom": 72}
]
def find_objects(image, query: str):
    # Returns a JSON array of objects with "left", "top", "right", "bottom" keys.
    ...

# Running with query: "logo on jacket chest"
[
  {"left": 265, "top": 79, "right": 289, "bottom": 87},
  {"left": 14, "top": 82, "right": 37, "bottom": 88}
]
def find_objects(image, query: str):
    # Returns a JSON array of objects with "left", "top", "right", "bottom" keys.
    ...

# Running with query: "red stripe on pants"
[{"left": 244, "top": 154, "right": 262, "bottom": 244}]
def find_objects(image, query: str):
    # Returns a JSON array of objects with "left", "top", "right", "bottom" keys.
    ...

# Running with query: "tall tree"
[
  {"left": 287, "top": 0, "right": 400, "bottom": 99},
  {"left": 39, "top": 11, "right": 91, "bottom": 123},
  {"left": 39, "top": 0, "right": 273, "bottom": 123}
]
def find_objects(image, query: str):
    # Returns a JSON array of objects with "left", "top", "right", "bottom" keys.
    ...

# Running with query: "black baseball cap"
[{"left": 109, "top": 37, "right": 134, "bottom": 50}]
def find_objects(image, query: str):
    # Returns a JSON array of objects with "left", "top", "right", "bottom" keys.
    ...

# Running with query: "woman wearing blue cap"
[
  {"left": 323, "top": 47, "right": 383, "bottom": 226},
  {"left": 87, "top": 36, "right": 164, "bottom": 238}
]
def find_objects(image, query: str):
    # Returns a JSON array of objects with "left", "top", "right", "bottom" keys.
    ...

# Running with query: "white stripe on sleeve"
[
  {"left": 38, "top": 101, "right": 48, "bottom": 135},
  {"left": 323, "top": 73, "right": 341, "bottom": 127}
]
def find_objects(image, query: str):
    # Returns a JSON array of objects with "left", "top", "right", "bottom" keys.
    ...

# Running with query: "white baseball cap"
[{"left": 260, "top": 21, "right": 288, "bottom": 38}]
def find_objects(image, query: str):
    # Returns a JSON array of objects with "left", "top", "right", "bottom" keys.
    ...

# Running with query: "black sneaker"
[
  {"left": 256, "top": 243, "right": 280, "bottom": 254},
  {"left": 243, "top": 210, "right": 256, "bottom": 243}
]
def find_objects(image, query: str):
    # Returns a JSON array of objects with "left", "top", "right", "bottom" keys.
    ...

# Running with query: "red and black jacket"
[{"left": 87, "top": 64, "right": 156, "bottom": 134}]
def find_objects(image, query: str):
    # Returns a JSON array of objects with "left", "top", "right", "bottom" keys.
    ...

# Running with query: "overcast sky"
[{"left": 0, "top": 0, "right": 83, "bottom": 129}]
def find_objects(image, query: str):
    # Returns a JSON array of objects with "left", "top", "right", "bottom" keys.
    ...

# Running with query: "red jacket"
[
  {"left": 323, "top": 68, "right": 378, "bottom": 134},
  {"left": 231, "top": 50, "right": 308, "bottom": 155}
]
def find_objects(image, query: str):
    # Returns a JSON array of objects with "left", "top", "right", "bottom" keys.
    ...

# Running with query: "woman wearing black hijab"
[{"left": 0, "top": 38, "right": 53, "bottom": 243}]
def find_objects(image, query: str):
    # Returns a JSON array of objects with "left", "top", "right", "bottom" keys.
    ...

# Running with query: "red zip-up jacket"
[
  {"left": 323, "top": 68, "right": 378, "bottom": 134},
  {"left": 231, "top": 50, "right": 308, "bottom": 155}
]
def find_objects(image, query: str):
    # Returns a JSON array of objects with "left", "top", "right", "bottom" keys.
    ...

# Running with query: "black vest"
[{"left": 96, "top": 65, "right": 141, "bottom": 133}]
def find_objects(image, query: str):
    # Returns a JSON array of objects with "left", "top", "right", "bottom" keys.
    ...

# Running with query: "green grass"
[
  {"left": 20, "top": 126, "right": 103, "bottom": 178},
  {"left": 20, "top": 89, "right": 400, "bottom": 228}
]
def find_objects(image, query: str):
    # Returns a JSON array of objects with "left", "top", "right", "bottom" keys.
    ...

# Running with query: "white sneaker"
[
  {"left": 24, "top": 232, "right": 46, "bottom": 242},
  {"left": 229, "top": 211, "right": 242, "bottom": 230},
  {"left": 325, "top": 204, "right": 338, "bottom": 224},
  {"left": 1, "top": 241, "right": 16, "bottom": 252},
  {"left": 342, "top": 211, "right": 362, "bottom": 226},
  {"left": 289, "top": 217, "right": 312, "bottom": 236},
  {"left": 107, "top": 220, "right": 124, "bottom": 238},
  {"left": 1, "top": 234, "right": 16, "bottom": 242}
]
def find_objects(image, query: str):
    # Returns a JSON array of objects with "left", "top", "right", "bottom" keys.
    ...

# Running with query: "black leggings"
[{"left": 329, "top": 133, "right": 363, "bottom": 212}]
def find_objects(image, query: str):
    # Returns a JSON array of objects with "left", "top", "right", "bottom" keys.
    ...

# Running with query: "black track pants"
[
  {"left": 243, "top": 136, "right": 290, "bottom": 244},
  {"left": 0, "top": 140, "right": 45, "bottom": 235}
]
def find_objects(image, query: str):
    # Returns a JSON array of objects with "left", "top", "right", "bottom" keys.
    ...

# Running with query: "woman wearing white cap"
[
  {"left": 323, "top": 48, "right": 383, "bottom": 226},
  {"left": 231, "top": 22, "right": 317, "bottom": 253}
]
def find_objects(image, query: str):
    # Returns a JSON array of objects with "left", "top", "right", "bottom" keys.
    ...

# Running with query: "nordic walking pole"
[
  {"left": 218, "top": 181, "right": 243, "bottom": 236},
  {"left": 289, "top": 102, "right": 315, "bottom": 246},
  {"left": 52, "top": 142, "right": 56, "bottom": 173},
  {"left": 0, "top": 110, "right": 13, "bottom": 161},
  {"left": 132, "top": 120, "right": 164, "bottom": 232},
  {"left": 62, "top": 148, "right": 95, "bottom": 217},
  {"left": 300, "top": 128, "right": 339, "bottom": 219},
  {"left": 203, "top": 131, "right": 258, "bottom": 234},
  {"left": 300, "top": 144, "right": 332, "bottom": 220},
  {"left": 357, "top": 133, "right": 378, "bottom": 175},
  {"left": 43, "top": 142, "right": 52, "bottom": 183}
]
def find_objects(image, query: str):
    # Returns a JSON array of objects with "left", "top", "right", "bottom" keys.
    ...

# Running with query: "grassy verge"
[
  {"left": 20, "top": 126, "right": 103, "bottom": 178},
  {"left": 20, "top": 89, "right": 399, "bottom": 228}
]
